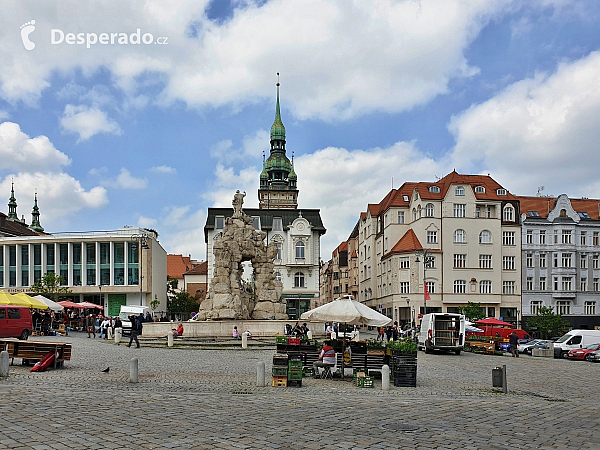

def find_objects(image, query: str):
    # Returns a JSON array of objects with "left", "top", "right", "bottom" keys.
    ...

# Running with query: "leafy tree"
[
  {"left": 31, "top": 273, "right": 73, "bottom": 302},
  {"left": 526, "top": 306, "right": 570, "bottom": 339},
  {"left": 166, "top": 276, "right": 199, "bottom": 314},
  {"left": 457, "top": 301, "right": 486, "bottom": 322}
]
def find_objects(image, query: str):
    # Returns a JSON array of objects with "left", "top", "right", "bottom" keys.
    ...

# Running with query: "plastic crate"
[
  {"left": 302, "top": 367, "right": 314, "bottom": 377},
  {"left": 288, "top": 360, "right": 303, "bottom": 368},
  {"left": 288, "top": 370, "right": 303, "bottom": 381},
  {"left": 287, "top": 379, "right": 302, "bottom": 388},
  {"left": 275, "top": 336, "right": 288, "bottom": 345},
  {"left": 272, "top": 376, "right": 287, "bottom": 387},
  {"left": 288, "top": 337, "right": 301, "bottom": 346},
  {"left": 359, "top": 376, "right": 374, "bottom": 388},
  {"left": 272, "top": 367, "right": 288, "bottom": 376},
  {"left": 273, "top": 354, "right": 289, "bottom": 366},
  {"left": 287, "top": 352, "right": 303, "bottom": 361}
]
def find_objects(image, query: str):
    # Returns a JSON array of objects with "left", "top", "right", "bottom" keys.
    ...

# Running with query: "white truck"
[
  {"left": 418, "top": 313, "right": 466, "bottom": 355},
  {"left": 553, "top": 329, "right": 600, "bottom": 359},
  {"left": 119, "top": 305, "right": 151, "bottom": 336}
]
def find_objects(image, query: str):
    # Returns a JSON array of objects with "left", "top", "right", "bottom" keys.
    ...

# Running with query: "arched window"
[
  {"left": 294, "top": 272, "right": 305, "bottom": 288},
  {"left": 417, "top": 205, "right": 422, "bottom": 218},
  {"left": 455, "top": 186, "right": 465, "bottom": 196},
  {"left": 503, "top": 205, "right": 514, "bottom": 222},
  {"left": 295, "top": 241, "right": 305, "bottom": 258},
  {"left": 475, "top": 186, "right": 485, "bottom": 194},
  {"left": 275, "top": 242, "right": 282, "bottom": 260},
  {"left": 428, "top": 186, "right": 440, "bottom": 193},
  {"left": 413, "top": 208, "right": 417, "bottom": 221},
  {"left": 275, "top": 272, "right": 281, "bottom": 282},
  {"left": 425, "top": 203, "right": 434, "bottom": 217},
  {"left": 454, "top": 229, "right": 466, "bottom": 243},
  {"left": 479, "top": 230, "right": 492, "bottom": 244}
]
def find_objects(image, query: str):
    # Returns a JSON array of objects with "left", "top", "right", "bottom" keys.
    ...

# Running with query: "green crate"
[
  {"left": 275, "top": 336, "right": 288, "bottom": 344},
  {"left": 272, "top": 367, "right": 288, "bottom": 376},
  {"left": 288, "top": 360, "right": 303, "bottom": 369},
  {"left": 359, "top": 376, "right": 374, "bottom": 388},
  {"left": 302, "top": 367, "right": 314, "bottom": 377},
  {"left": 288, "top": 371, "right": 303, "bottom": 381}
]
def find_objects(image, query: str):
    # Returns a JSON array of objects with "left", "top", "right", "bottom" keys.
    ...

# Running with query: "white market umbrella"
[
  {"left": 34, "top": 295, "right": 64, "bottom": 312},
  {"left": 300, "top": 295, "right": 392, "bottom": 327}
]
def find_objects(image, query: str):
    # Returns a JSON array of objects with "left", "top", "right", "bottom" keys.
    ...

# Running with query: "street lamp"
[
  {"left": 131, "top": 231, "right": 150, "bottom": 306},
  {"left": 415, "top": 250, "right": 434, "bottom": 318}
]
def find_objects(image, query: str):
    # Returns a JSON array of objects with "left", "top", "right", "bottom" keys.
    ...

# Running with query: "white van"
[
  {"left": 119, "top": 305, "right": 151, "bottom": 335},
  {"left": 553, "top": 329, "right": 600, "bottom": 359},
  {"left": 418, "top": 313, "right": 466, "bottom": 355}
]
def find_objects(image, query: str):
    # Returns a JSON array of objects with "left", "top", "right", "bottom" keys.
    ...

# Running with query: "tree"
[
  {"left": 457, "top": 301, "right": 486, "bottom": 322},
  {"left": 526, "top": 306, "right": 570, "bottom": 339},
  {"left": 31, "top": 273, "right": 73, "bottom": 302},
  {"left": 166, "top": 276, "right": 199, "bottom": 314}
]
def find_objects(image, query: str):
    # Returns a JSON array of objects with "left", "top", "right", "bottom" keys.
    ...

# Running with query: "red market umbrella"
[
  {"left": 58, "top": 300, "right": 86, "bottom": 309},
  {"left": 474, "top": 318, "right": 514, "bottom": 327},
  {"left": 78, "top": 301, "right": 104, "bottom": 310}
]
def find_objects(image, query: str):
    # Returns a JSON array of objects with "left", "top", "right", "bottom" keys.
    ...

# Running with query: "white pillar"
[
  {"left": 168, "top": 331, "right": 174, "bottom": 347},
  {"left": 129, "top": 357, "right": 138, "bottom": 383},
  {"left": 257, "top": 361, "right": 265, "bottom": 386},
  {"left": 307, "top": 330, "right": 313, "bottom": 339},
  {"left": 242, "top": 331, "right": 248, "bottom": 349},
  {"left": 0, "top": 351, "right": 9, "bottom": 378},
  {"left": 114, "top": 327, "right": 122, "bottom": 344},
  {"left": 381, "top": 364, "right": 390, "bottom": 391}
]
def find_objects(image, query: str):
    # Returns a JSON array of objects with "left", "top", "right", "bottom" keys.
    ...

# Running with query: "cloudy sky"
[{"left": 1, "top": 0, "right": 599, "bottom": 261}]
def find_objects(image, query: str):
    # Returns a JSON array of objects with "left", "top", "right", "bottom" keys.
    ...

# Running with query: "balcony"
[{"left": 552, "top": 291, "right": 577, "bottom": 299}]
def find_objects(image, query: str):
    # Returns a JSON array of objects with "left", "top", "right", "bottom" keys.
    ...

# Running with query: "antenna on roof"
[
  {"left": 391, "top": 177, "right": 393, "bottom": 189},
  {"left": 537, "top": 186, "right": 545, "bottom": 197}
]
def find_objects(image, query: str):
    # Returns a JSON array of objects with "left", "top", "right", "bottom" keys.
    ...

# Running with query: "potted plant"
[{"left": 387, "top": 338, "right": 418, "bottom": 387}]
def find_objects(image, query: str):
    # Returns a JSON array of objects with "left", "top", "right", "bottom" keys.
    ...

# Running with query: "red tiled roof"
[
  {"left": 350, "top": 250, "right": 357, "bottom": 258},
  {"left": 167, "top": 254, "right": 192, "bottom": 279},
  {"left": 382, "top": 229, "right": 423, "bottom": 259},
  {"left": 185, "top": 261, "right": 207, "bottom": 275},
  {"left": 415, "top": 170, "right": 517, "bottom": 201},
  {"left": 518, "top": 196, "right": 600, "bottom": 220}
]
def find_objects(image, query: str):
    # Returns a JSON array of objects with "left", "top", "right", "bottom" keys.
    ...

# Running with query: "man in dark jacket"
[
  {"left": 509, "top": 331, "right": 519, "bottom": 357},
  {"left": 126, "top": 315, "right": 141, "bottom": 348}
]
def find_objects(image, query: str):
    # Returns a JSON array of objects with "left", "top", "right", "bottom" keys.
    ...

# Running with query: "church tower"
[
  {"left": 30, "top": 192, "right": 44, "bottom": 232},
  {"left": 258, "top": 76, "right": 298, "bottom": 209},
  {"left": 7, "top": 180, "right": 18, "bottom": 221}
]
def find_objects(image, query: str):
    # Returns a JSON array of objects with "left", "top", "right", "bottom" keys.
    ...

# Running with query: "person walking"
[
  {"left": 126, "top": 315, "right": 141, "bottom": 348},
  {"left": 86, "top": 314, "right": 96, "bottom": 338},
  {"left": 509, "top": 331, "right": 519, "bottom": 357}
]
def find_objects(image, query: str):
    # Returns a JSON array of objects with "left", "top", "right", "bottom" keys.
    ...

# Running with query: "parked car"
[
  {"left": 567, "top": 343, "right": 600, "bottom": 361},
  {"left": 588, "top": 350, "right": 600, "bottom": 363},
  {"left": 522, "top": 340, "right": 553, "bottom": 355},
  {"left": 517, "top": 339, "right": 543, "bottom": 354}
]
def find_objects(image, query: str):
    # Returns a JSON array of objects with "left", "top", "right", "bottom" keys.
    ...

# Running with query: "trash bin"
[{"left": 492, "top": 366, "right": 504, "bottom": 387}]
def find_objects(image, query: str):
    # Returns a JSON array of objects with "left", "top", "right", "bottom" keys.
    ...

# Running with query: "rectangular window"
[
  {"left": 46, "top": 244, "right": 54, "bottom": 266},
  {"left": 59, "top": 244, "right": 68, "bottom": 265},
  {"left": 100, "top": 242, "right": 110, "bottom": 265},
  {"left": 72, "top": 244, "right": 82, "bottom": 265},
  {"left": 454, "top": 254, "right": 466, "bottom": 268},
  {"left": 531, "top": 301, "right": 543, "bottom": 315},
  {"left": 252, "top": 217, "right": 260, "bottom": 230},
  {"left": 539, "top": 277, "right": 546, "bottom": 291},
  {"left": 594, "top": 232, "right": 599, "bottom": 246},
  {"left": 526, "top": 254, "right": 533, "bottom": 268},
  {"left": 33, "top": 244, "right": 41, "bottom": 266},
  {"left": 585, "top": 301, "right": 596, "bottom": 315},
  {"left": 539, "top": 253, "right": 546, "bottom": 268},
  {"left": 581, "top": 231, "right": 587, "bottom": 245},
  {"left": 562, "top": 230, "right": 572, "bottom": 244},
  {"left": 554, "top": 230, "right": 559, "bottom": 244},
  {"left": 399, "top": 257, "right": 410, "bottom": 269},
  {"left": 453, "top": 204, "right": 466, "bottom": 218},
  {"left": 502, "top": 281, "right": 515, "bottom": 295},
  {"left": 562, "top": 277, "right": 572, "bottom": 291},
  {"left": 502, "top": 231, "right": 515, "bottom": 246},
  {"left": 453, "top": 280, "right": 466, "bottom": 294},
  {"left": 426, "top": 281, "right": 435, "bottom": 294},
  {"left": 502, "top": 256, "right": 515, "bottom": 270},
  {"left": 556, "top": 301, "right": 570, "bottom": 315},
  {"left": 272, "top": 217, "right": 283, "bottom": 231},
  {"left": 215, "top": 216, "right": 224, "bottom": 229},
  {"left": 562, "top": 253, "right": 572, "bottom": 268},
  {"left": 424, "top": 256, "right": 435, "bottom": 269},
  {"left": 487, "top": 307, "right": 495, "bottom": 317},
  {"left": 479, "top": 254, "right": 492, "bottom": 269},
  {"left": 595, "top": 278, "right": 599, "bottom": 292},
  {"left": 581, "top": 254, "right": 587, "bottom": 269},
  {"left": 581, "top": 278, "right": 587, "bottom": 291},
  {"left": 554, "top": 276, "right": 559, "bottom": 291},
  {"left": 526, "top": 230, "right": 533, "bottom": 244},
  {"left": 553, "top": 253, "right": 559, "bottom": 268},
  {"left": 526, "top": 277, "right": 533, "bottom": 290},
  {"left": 86, "top": 243, "right": 96, "bottom": 264},
  {"left": 400, "top": 282, "right": 409, "bottom": 294},
  {"left": 21, "top": 245, "right": 28, "bottom": 267},
  {"left": 427, "top": 231, "right": 437, "bottom": 244},
  {"left": 398, "top": 211, "right": 404, "bottom": 224},
  {"left": 594, "top": 255, "right": 599, "bottom": 269},
  {"left": 539, "top": 230, "right": 546, "bottom": 244},
  {"left": 480, "top": 280, "right": 492, "bottom": 294}
]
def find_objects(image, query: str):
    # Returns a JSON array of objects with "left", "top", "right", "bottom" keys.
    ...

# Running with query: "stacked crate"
[
  {"left": 272, "top": 353, "right": 288, "bottom": 387},
  {"left": 287, "top": 357, "right": 303, "bottom": 387}
]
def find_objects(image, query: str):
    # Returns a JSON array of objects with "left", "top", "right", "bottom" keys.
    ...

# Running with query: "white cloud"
[
  {"left": 137, "top": 215, "right": 157, "bottom": 228},
  {"left": 113, "top": 168, "right": 148, "bottom": 190},
  {"left": 449, "top": 50, "right": 600, "bottom": 197},
  {"left": 0, "top": 0, "right": 510, "bottom": 120},
  {"left": 202, "top": 163, "right": 260, "bottom": 208},
  {"left": 149, "top": 165, "right": 177, "bottom": 175},
  {"left": 0, "top": 122, "right": 71, "bottom": 172},
  {"left": 60, "top": 104, "right": 121, "bottom": 142}
]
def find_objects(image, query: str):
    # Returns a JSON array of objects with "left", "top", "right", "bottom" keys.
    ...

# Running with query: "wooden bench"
[
  {"left": 0, "top": 339, "right": 72, "bottom": 369},
  {"left": 466, "top": 341, "right": 495, "bottom": 354}
]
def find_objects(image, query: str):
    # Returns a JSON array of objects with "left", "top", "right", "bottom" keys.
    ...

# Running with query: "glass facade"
[
  {"left": 86, "top": 243, "right": 95, "bottom": 285},
  {"left": 114, "top": 242, "right": 125, "bottom": 285}
]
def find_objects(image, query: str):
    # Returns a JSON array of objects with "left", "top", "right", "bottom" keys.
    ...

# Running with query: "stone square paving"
[{"left": 0, "top": 332, "right": 599, "bottom": 449}]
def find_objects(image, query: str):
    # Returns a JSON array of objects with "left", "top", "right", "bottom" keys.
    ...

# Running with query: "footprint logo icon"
[{"left": 20, "top": 20, "right": 36, "bottom": 50}]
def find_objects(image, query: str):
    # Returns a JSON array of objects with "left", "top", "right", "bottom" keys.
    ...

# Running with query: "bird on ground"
[{"left": 101, "top": 367, "right": 110, "bottom": 373}]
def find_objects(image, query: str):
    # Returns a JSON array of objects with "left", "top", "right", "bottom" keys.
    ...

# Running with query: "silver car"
[{"left": 589, "top": 350, "right": 600, "bottom": 363}]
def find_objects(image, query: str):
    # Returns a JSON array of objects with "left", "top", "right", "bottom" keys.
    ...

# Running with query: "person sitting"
[
  {"left": 292, "top": 321, "right": 304, "bottom": 337},
  {"left": 232, "top": 326, "right": 241, "bottom": 339},
  {"left": 313, "top": 340, "right": 336, "bottom": 379},
  {"left": 325, "top": 323, "right": 333, "bottom": 338},
  {"left": 172, "top": 323, "right": 184, "bottom": 337},
  {"left": 284, "top": 323, "right": 293, "bottom": 336},
  {"left": 301, "top": 323, "right": 309, "bottom": 335}
]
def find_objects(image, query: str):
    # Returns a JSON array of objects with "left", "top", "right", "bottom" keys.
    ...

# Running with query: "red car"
[{"left": 567, "top": 343, "right": 600, "bottom": 361}]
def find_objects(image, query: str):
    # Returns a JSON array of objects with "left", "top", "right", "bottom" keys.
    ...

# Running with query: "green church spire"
[
  {"left": 30, "top": 192, "right": 44, "bottom": 232},
  {"left": 270, "top": 73, "right": 286, "bottom": 142},
  {"left": 7, "top": 179, "right": 18, "bottom": 221}
]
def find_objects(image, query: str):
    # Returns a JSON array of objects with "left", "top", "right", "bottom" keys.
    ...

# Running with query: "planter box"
[{"left": 391, "top": 351, "right": 417, "bottom": 387}]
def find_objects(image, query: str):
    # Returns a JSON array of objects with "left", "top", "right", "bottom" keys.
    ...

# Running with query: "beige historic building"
[{"left": 356, "top": 171, "right": 522, "bottom": 326}]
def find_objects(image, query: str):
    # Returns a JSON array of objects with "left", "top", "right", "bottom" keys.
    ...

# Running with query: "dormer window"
[
  {"left": 215, "top": 216, "right": 224, "bottom": 229},
  {"left": 475, "top": 186, "right": 485, "bottom": 194},
  {"left": 528, "top": 211, "right": 540, "bottom": 217},
  {"left": 403, "top": 195, "right": 409, "bottom": 202},
  {"left": 497, "top": 188, "right": 507, "bottom": 196},
  {"left": 455, "top": 186, "right": 465, "bottom": 196},
  {"left": 503, "top": 205, "right": 514, "bottom": 222},
  {"left": 578, "top": 212, "right": 591, "bottom": 219},
  {"left": 429, "top": 186, "right": 440, "bottom": 193}
]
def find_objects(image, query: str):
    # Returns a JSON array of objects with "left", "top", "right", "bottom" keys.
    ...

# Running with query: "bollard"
[
  {"left": 107, "top": 327, "right": 113, "bottom": 340},
  {"left": 114, "top": 327, "right": 122, "bottom": 345},
  {"left": 381, "top": 364, "right": 390, "bottom": 391},
  {"left": 130, "top": 357, "right": 138, "bottom": 383},
  {"left": 0, "top": 351, "right": 9, "bottom": 378},
  {"left": 167, "top": 331, "right": 174, "bottom": 347},
  {"left": 307, "top": 330, "right": 313, "bottom": 339},
  {"left": 242, "top": 331, "right": 248, "bottom": 349},
  {"left": 257, "top": 361, "right": 265, "bottom": 387},
  {"left": 502, "top": 364, "right": 508, "bottom": 394}
]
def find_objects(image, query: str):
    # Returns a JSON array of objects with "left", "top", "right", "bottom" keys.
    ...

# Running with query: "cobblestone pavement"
[{"left": 1, "top": 332, "right": 599, "bottom": 449}]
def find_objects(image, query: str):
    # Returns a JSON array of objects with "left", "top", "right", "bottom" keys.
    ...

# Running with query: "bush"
[
  {"left": 366, "top": 339, "right": 384, "bottom": 349},
  {"left": 386, "top": 338, "right": 418, "bottom": 353}
]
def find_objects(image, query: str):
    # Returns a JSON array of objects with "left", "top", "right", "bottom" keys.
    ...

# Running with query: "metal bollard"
[
  {"left": 114, "top": 327, "right": 122, "bottom": 344},
  {"left": 307, "top": 330, "right": 313, "bottom": 339},
  {"left": 381, "top": 364, "right": 390, "bottom": 391},
  {"left": 130, "top": 357, "right": 138, "bottom": 383},
  {"left": 242, "top": 331, "right": 248, "bottom": 349},
  {"left": 257, "top": 361, "right": 265, "bottom": 387},
  {"left": 0, "top": 351, "right": 9, "bottom": 378},
  {"left": 167, "top": 331, "right": 174, "bottom": 347}
]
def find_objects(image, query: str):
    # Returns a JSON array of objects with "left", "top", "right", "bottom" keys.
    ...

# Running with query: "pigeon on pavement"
[{"left": 101, "top": 367, "right": 110, "bottom": 373}]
